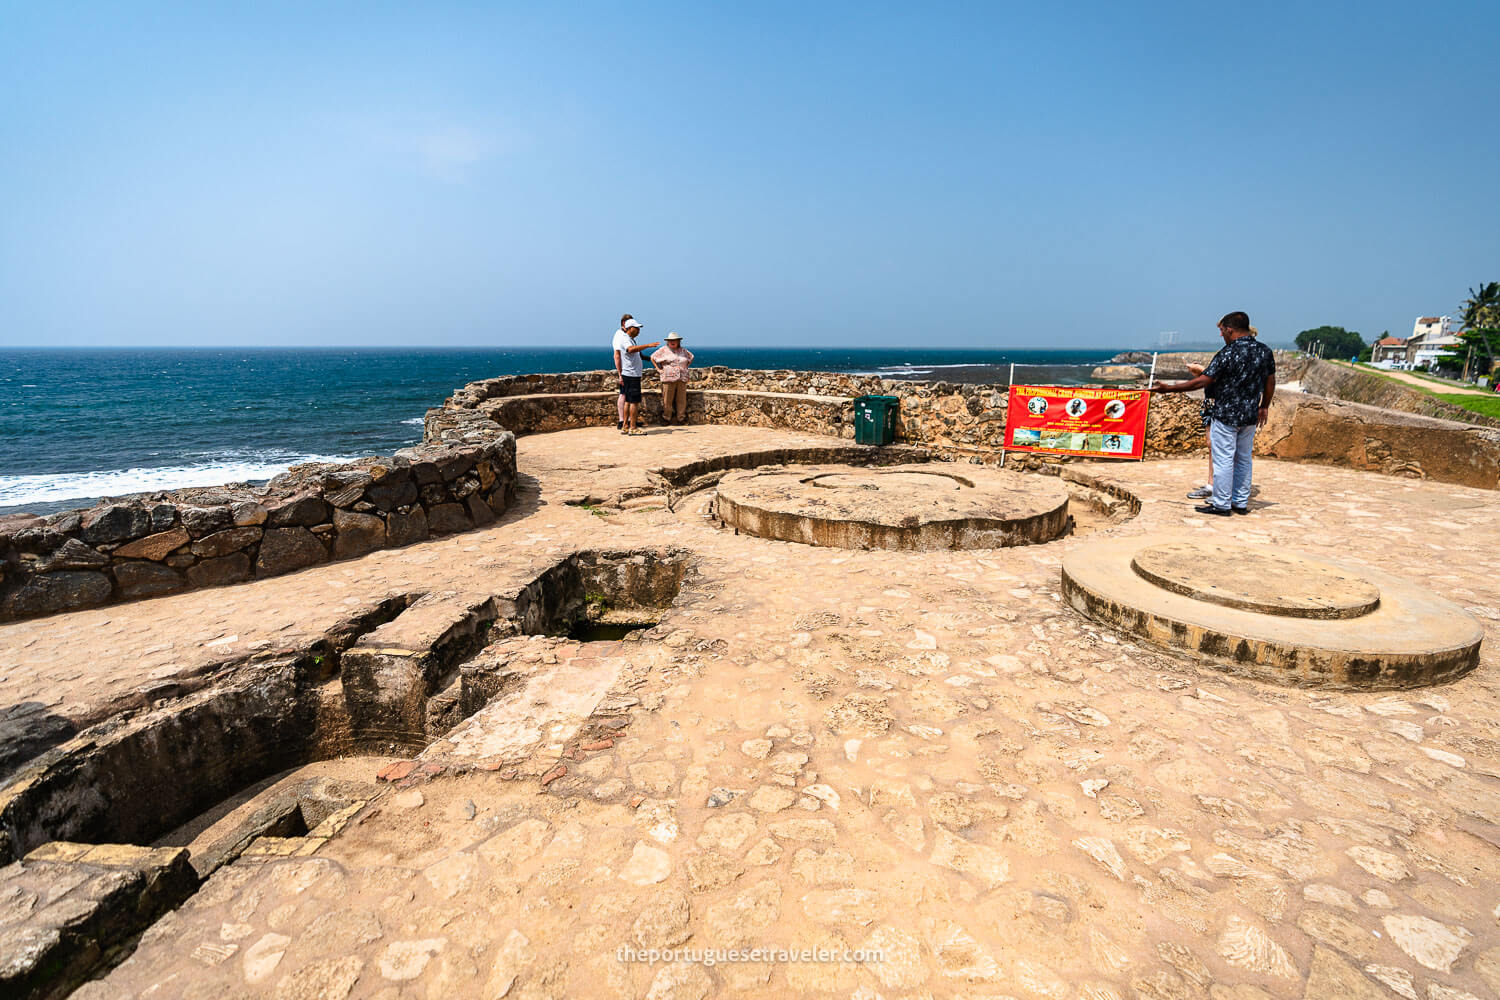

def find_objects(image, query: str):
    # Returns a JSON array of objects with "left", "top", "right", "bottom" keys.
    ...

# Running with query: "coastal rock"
[
  {"left": 186, "top": 553, "right": 252, "bottom": 588},
  {"left": 191, "top": 527, "right": 262, "bottom": 559},
  {"left": 112, "top": 561, "right": 185, "bottom": 599},
  {"left": 386, "top": 508, "right": 429, "bottom": 548},
  {"left": 333, "top": 510, "right": 386, "bottom": 559},
  {"left": 256, "top": 528, "right": 327, "bottom": 577},
  {"left": 43, "top": 511, "right": 83, "bottom": 533},
  {"left": 1091, "top": 365, "right": 1146, "bottom": 382},
  {"left": 179, "top": 506, "right": 233, "bottom": 537},
  {"left": 113, "top": 527, "right": 190, "bottom": 561},
  {"left": 464, "top": 493, "right": 496, "bottom": 526},
  {"left": 0, "top": 513, "right": 45, "bottom": 535},
  {"left": 427, "top": 503, "right": 472, "bottom": 534},
  {"left": 367, "top": 477, "right": 418, "bottom": 511},
  {"left": 81, "top": 505, "right": 152, "bottom": 546},
  {"left": 28, "top": 539, "right": 109, "bottom": 573},
  {"left": 147, "top": 503, "right": 178, "bottom": 531},
  {"left": 437, "top": 452, "right": 475, "bottom": 482},
  {"left": 265, "top": 493, "right": 330, "bottom": 528},
  {"left": 231, "top": 501, "right": 268, "bottom": 526},
  {"left": 0, "top": 571, "right": 112, "bottom": 616}
]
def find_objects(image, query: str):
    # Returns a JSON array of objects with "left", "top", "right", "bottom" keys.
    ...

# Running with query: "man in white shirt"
[{"left": 612, "top": 319, "right": 659, "bottom": 435}]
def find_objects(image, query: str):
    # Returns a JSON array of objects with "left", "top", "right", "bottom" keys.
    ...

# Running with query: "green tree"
[
  {"left": 1452, "top": 281, "right": 1500, "bottom": 375},
  {"left": 1295, "top": 326, "right": 1364, "bottom": 359}
]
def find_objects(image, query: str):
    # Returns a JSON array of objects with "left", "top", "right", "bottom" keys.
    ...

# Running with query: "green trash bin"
[{"left": 853, "top": 394, "right": 899, "bottom": 445}]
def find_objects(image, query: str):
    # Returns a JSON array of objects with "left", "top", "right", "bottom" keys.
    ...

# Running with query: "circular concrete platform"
[
  {"left": 713, "top": 463, "right": 1069, "bottom": 550},
  {"left": 1130, "top": 542, "right": 1382, "bottom": 619},
  {"left": 1062, "top": 536, "right": 1482, "bottom": 689}
]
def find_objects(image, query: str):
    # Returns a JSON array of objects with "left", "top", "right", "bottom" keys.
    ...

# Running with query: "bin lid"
[{"left": 854, "top": 394, "right": 901, "bottom": 403}]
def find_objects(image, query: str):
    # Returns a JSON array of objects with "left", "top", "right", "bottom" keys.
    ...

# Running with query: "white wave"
[
  {"left": 0, "top": 455, "right": 350, "bottom": 508},
  {"left": 401, "top": 417, "right": 425, "bottom": 426},
  {"left": 876, "top": 363, "right": 995, "bottom": 371}
]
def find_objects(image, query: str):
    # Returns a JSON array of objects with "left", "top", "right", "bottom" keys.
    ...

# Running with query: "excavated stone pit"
[
  {"left": 0, "top": 549, "right": 693, "bottom": 870},
  {"left": 712, "top": 462, "right": 1071, "bottom": 550},
  {"left": 1062, "top": 536, "right": 1483, "bottom": 689},
  {"left": 0, "top": 547, "right": 695, "bottom": 998}
]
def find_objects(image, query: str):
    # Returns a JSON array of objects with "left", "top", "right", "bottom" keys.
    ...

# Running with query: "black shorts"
[{"left": 620, "top": 376, "right": 642, "bottom": 403}]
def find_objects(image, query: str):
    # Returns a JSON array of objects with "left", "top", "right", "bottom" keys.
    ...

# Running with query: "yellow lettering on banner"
[{"left": 1012, "top": 386, "right": 1143, "bottom": 401}]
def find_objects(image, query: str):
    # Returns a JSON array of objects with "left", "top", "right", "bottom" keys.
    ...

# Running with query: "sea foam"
[{"left": 0, "top": 455, "right": 349, "bottom": 509}]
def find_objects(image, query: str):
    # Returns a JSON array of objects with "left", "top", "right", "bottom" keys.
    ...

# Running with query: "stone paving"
[
  {"left": 4, "top": 426, "right": 1500, "bottom": 998},
  {"left": 0, "top": 426, "right": 846, "bottom": 775}
]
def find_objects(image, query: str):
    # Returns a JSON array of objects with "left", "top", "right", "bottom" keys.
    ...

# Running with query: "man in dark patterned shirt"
[{"left": 1151, "top": 312, "right": 1276, "bottom": 515}]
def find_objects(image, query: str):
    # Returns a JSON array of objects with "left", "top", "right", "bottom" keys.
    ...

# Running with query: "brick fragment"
[{"left": 377, "top": 760, "right": 417, "bottom": 782}]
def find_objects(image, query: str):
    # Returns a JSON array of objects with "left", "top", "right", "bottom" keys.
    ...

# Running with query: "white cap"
[{"left": 623, "top": 319, "right": 641, "bottom": 330}]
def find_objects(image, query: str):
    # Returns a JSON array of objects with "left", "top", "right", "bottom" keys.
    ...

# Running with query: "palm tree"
[
  {"left": 1461, "top": 281, "right": 1499, "bottom": 328},
  {"left": 1459, "top": 282, "right": 1500, "bottom": 374}
]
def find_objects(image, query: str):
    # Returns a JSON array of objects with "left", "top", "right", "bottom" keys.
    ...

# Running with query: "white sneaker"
[{"left": 1187, "top": 485, "right": 1212, "bottom": 499}]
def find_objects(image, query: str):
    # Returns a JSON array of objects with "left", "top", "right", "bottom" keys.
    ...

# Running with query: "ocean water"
[{"left": 0, "top": 347, "right": 1118, "bottom": 514}]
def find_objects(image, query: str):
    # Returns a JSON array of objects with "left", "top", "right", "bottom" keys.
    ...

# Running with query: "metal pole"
[
  {"left": 1147, "top": 352, "right": 1158, "bottom": 390},
  {"left": 999, "top": 362, "right": 1015, "bottom": 469}
]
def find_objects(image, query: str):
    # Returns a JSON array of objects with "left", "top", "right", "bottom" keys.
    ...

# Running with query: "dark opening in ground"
[{"left": 569, "top": 619, "right": 658, "bottom": 641}]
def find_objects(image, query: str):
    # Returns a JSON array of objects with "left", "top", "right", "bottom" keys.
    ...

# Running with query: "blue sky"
[{"left": 1, "top": 2, "right": 1495, "bottom": 349}]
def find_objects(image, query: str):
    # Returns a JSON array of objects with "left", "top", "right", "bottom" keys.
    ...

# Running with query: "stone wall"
[
  {"left": 1302, "top": 360, "right": 1500, "bottom": 429},
  {"left": 433, "top": 367, "right": 1204, "bottom": 458},
  {"left": 436, "top": 367, "right": 1500, "bottom": 491},
  {"left": 0, "top": 424, "right": 517, "bottom": 623}
]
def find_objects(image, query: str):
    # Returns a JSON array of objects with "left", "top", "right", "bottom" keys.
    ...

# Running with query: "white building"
[
  {"left": 1370, "top": 336, "right": 1407, "bottom": 368},
  {"left": 1406, "top": 316, "right": 1463, "bottom": 369}
]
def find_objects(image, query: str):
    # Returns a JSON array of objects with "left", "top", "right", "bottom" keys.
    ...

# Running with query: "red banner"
[{"left": 1004, "top": 385, "right": 1150, "bottom": 459}]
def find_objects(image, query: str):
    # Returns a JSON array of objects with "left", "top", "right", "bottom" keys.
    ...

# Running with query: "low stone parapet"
[
  {"left": 0, "top": 432, "right": 517, "bottom": 623},
  {"left": 434, "top": 368, "right": 1220, "bottom": 459},
  {"left": 443, "top": 387, "right": 856, "bottom": 440}
]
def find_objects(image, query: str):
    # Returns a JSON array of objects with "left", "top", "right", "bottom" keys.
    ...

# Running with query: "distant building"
[
  {"left": 1371, "top": 336, "right": 1407, "bottom": 367},
  {"left": 1405, "top": 316, "right": 1463, "bottom": 369}
]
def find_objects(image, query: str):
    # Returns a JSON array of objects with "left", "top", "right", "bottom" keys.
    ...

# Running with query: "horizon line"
[{"left": 0, "top": 342, "right": 1267, "bottom": 352}]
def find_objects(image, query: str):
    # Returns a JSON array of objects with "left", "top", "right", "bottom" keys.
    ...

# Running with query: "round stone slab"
[
  {"left": 1131, "top": 542, "right": 1381, "bottom": 619},
  {"left": 713, "top": 463, "right": 1069, "bottom": 550},
  {"left": 1062, "top": 536, "right": 1482, "bottom": 690}
]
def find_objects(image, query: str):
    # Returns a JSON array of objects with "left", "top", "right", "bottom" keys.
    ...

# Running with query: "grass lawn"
[
  {"left": 1337, "top": 362, "right": 1500, "bottom": 420},
  {"left": 1436, "top": 393, "right": 1500, "bottom": 419}
]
